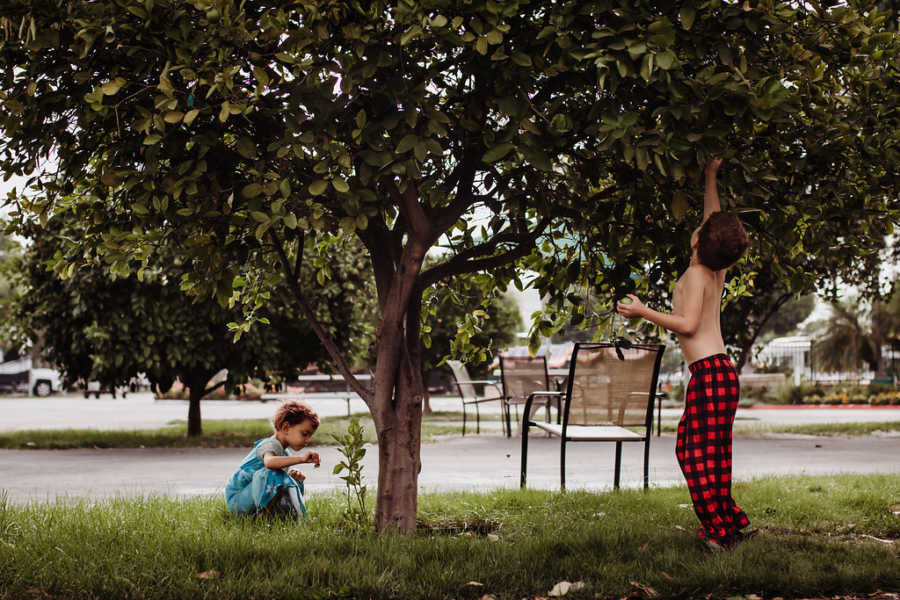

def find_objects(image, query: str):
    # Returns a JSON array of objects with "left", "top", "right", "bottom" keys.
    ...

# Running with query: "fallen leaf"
[
  {"left": 629, "top": 580, "right": 658, "bottom": 598},
  {"left": 673, "top": 525, "right": 687, "bottom": 532},
  {"left": 593, "top": 512, "right": 606, "bottom": 517},
  {"left": 659, "top": 571, "right": 673, "bottom": 581},
  {"left": 745, "top": 595, "right": 764, "bottom": 600},
  {"left": 195, "top": 570, "right": 220, "bottom": 579},
  {"left": 465, "top": 581, "right": 484, "bottom": 587},
  {"left": 677, "top": 503, "right": 691, "bottom": 509},
  {"left": 25, "top": 442, "right": 36, "bottom": 447},
  {"left": 549, "top": 581, "right": 585, "bottom": 597},
  {"left": 638, "top": 543, "right": 649, "bottom": 552},
  {"left": 860, "top": 534, "right": 894, "bottom": 544},
  {"left": 487, "top": 533, "right": 500, "bottom": 542},
  {"left": 479, "top": 595, "right": 496, "bottom": 600}
]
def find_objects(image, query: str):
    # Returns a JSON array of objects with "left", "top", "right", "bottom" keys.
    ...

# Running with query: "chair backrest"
[
  {"left": 500, "top": 355, "right": 550, "bottom": 400},
  {"left": 562, "top": 342, "right": 665, "bottom": 428},
  {"left": 446, "top": 360, "right": 477, "bottom": 399}
]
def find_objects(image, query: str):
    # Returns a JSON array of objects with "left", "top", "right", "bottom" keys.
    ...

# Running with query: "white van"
[{"left": 0, "top": 355, "right": 63, "bottom": 397}]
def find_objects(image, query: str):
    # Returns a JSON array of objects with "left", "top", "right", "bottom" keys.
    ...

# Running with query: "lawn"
[
  {"left": 0, "top": 412, "right": 467, "bottom": 450},
  {"left": 655, "top": 420, "right": 900, "bottom": 437},
  {"left": 0, "top": 474, "right": 897, "bottom": 599}
]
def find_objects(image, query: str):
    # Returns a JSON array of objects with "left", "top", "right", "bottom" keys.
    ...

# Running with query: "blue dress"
[{"left": 224, "top": 436, "right": 306, "bottom": 515}]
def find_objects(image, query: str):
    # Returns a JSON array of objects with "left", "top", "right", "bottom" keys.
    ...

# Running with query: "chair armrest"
[
  {"left": 521, "top": 390, "right": 564, "bottom": 426},
  {"left": 527, "top": 390, "right": 564, "bottom": 400},
  {"left": 454, "top": 380, "right": 502, "bottom": 397}
]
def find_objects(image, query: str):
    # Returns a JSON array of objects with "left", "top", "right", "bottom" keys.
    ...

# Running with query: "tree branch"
[
  {"left": 268, "top": 229, "right": 373, "bottom": 404},
  {"left": 419, "top": 218, "right": 549, "bottom": 288}
]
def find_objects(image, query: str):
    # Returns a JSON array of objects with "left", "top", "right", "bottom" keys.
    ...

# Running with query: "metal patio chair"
[
  {"left": 446, "top": 360, "right": 503, "bottom": 435},
  {"left": 519, "top": 342, "right": 665, "bottom": 490},
  {"left": 499, "top": 354, "right": 556, "bottom": 438}
]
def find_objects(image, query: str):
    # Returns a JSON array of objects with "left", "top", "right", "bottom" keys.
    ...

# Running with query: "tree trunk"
[
  {"left": 187, "top": 386, "right": 203, "bottom": 437},
  {"left": 369, "top": 244, "right": 428, "bottom": 532},
  {"left": 373, "top": 354, "right": 423, "bottom": 532},
  {"left": 734, "top": 293, "right": 791, "bottom": 373},
  {"left": 185, "top": 371, "right": 213, "bottom": 437}
]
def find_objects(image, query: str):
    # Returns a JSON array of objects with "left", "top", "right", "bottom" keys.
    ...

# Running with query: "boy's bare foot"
[
  {"left": 733, "top": 527, "right": 759, "bottom": 544},
  {"left": 702, "top": 537, "right": 727, "bottom": 553}
]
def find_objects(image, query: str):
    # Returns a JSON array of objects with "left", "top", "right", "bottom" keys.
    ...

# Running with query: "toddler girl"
[{"left": 225, "top": 400, "right": 321, "bottom": 517}]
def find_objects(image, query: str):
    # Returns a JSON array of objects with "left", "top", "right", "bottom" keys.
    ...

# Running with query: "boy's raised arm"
[{"left": 704, "top": 156, "right": 723, "bottom": 219}]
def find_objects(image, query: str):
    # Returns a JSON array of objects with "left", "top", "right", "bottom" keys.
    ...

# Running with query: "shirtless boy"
[{"left": 617, "top": 157, "right": 753, "bottom": 551}]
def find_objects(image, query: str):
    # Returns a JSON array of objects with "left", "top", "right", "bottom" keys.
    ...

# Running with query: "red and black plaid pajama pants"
[{"left": 676, "top": 354, "right": 750, "bottom": 545}]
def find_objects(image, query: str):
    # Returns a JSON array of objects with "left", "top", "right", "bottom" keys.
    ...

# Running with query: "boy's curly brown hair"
[
  {"left": 272, "top": 400, "right": 320, "bottom": 431},
  {"left": 697, "top": 212, "right": 750, "bottom": 271}
]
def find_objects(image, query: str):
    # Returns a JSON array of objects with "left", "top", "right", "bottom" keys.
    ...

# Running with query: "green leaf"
[
  {"left": 486, "top": 29, "right": 503, "bottom": 44},
  {"left": 309, "top": 180, "right": 329, "bottom": 195},
  {"left": 253, "top": 66, "right": 270, "bottom": 87},
  {"left": 279, "top": 179, "right": 291, "bottom": 198},
  {"left": 183, "top": 109, "right": 200, "bottom": 125},
  {"left": 100, "top": 77, "right": 125, "bottom": 95},
  {"left": 672, "top": 191, "right": 691, "bottom": 220},
  {"left": 236, "top": 137, "right": 257, "bottom": 159},
  {"left": 284, "top": 213, "right": 298, "bottom": 229},
  {"left": 242, "top": 183, "right": 263, "bottom": 198},
  {"left": 679, "top": 6, "right": 696, "bottom": 30},
  {"left": 481, "top": 142, "right": 514, "bottom": 163},
  {"left": 511, "top": 52, "right": 532, "bottom": 67},
  {"left": 143, "top": 134, "right": 162, "bottom": 145},
  {"left": 163, "top": 110, "right": 184, "bottom": 123},
  {"left": 396, "top": 134, "right": 418, "bottom": 154},
  {"left": 250, "top": 211, "right": 269, "bottom": 223},
  {"left": 475, "top": 36, "right": 488, "bottom": 55},
  {"left": 331, "top": 177, "right": 350, "bottom": 193}
]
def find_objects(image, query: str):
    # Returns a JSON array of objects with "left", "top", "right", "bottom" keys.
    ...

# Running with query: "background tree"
[
  {"left": 0, "top": 230, "right": 23, "bottom": 360},
  {"left": 5, "top": 213, "right": 375, "bottom": 435},
  {"left": 813, "top": 286, "right": 900, "bottom": 376},
  {"left": 721, "top": 259, "right": 820, "bottom": 372},
  {"left": 422, "top": 279, "right": 522, "bottom": 384},
  {"left": 2, "top": 1, "right": 898, "bottom": 531}
]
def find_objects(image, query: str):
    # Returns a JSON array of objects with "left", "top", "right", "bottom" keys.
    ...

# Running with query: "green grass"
[
  {"left": 767, "top": 421, "right": 900, "bottom": 436},
  {"left": 0, "top": 413, "right": 467, "bottom": 450},
  {"left": 655, "top": 420, "right": 900, "bottom": 437},
  {"left": 0, "top": 474, "right": 897, "bottom": 599}
]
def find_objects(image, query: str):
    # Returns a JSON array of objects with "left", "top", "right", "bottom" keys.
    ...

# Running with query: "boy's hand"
[
  {"left": 616, "top": 294, "right": 646, "bottom": 318},
  {"left": 705, "top": 156, "right": 723, "bottom": 173},
  {"left": 289, "top": 468, "right": 306, "bottom": 482},
  {"left": 301, "top": 451, "right": 321, "bottom": 468}
]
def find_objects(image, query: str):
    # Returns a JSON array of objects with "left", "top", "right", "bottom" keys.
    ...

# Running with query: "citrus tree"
[{"left": 2, "top": 1, "right": 898, "bottom": 530}]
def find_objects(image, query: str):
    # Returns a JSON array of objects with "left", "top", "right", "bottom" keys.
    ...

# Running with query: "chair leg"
[
  {"left": 643, "top": 438, "right": 650, "bottom": 489},
  {"left": 520, "top": 420, "right": 530, "bottom": 488},
  {"left": 475, "top": 403, "right": 480, "bottom": 434},
  {"left": 560, "top": 437, "right": 567, "bottom": 491},
  {"left": 614, "top": 441, "right": 623, "bottom": 490},
  {"left": 505, "top": 403, "right": 512, "bottom": 438},
  {"left": 462, "top": 401, "right": 467, "bottom": 436}
]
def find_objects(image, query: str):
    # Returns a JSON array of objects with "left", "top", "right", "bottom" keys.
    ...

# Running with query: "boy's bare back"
[{"left": 671, "top": 264, "right": 726, "bottom": 364}]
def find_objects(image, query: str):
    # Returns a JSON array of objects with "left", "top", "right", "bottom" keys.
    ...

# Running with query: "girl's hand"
[
  {"left": 301, "top": 451, "right": 321, "bottom": 468},
  {"left": 289, "top": 468, "right": 306, "bottom": 482},
  {"left": 616, "top": 294, "right": 646, "bottom": 318}
]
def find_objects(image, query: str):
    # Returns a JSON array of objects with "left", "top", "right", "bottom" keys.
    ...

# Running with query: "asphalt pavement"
[{"left": 0, "top": 392, "right": 898, "bottom": 504}]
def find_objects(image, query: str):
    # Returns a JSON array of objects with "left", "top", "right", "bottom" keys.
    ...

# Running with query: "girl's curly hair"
[{"left": 272, "top": 400, "right": 320, "bottom": 431}]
